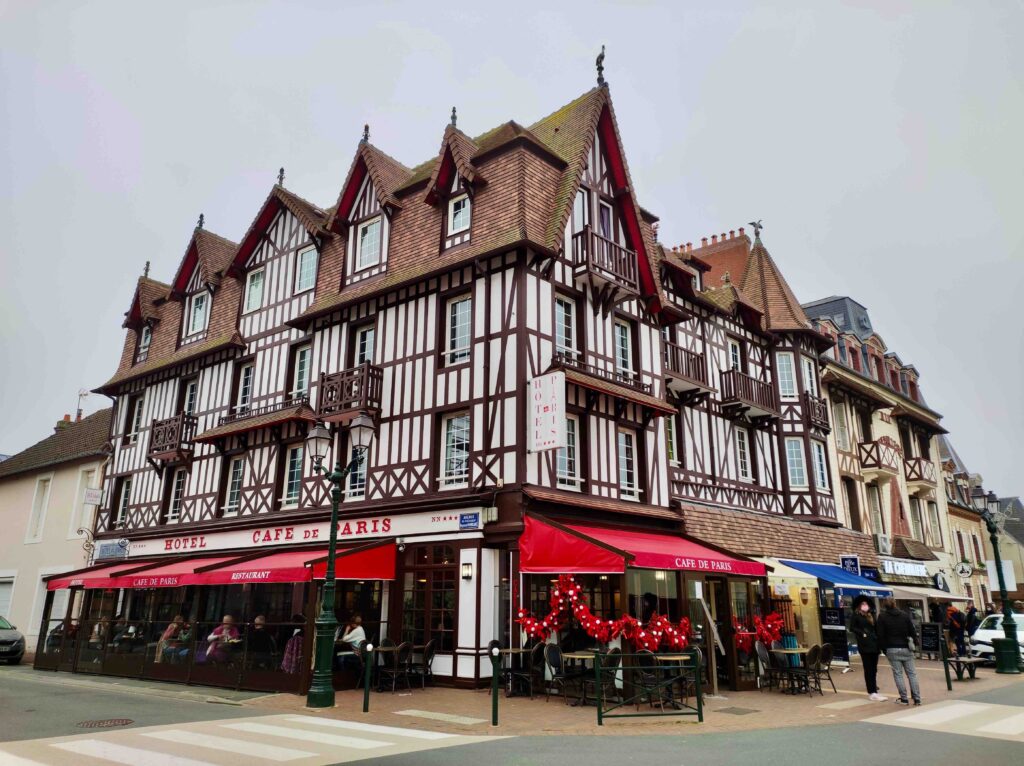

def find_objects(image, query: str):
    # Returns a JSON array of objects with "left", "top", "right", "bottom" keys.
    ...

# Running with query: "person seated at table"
[
  {"left": 155, "top": 615, "right": 185, "bottom": 664},
  {"left": 198, "top": 615, "right": 239, "bottom": 664},
  {"left": 333, "top": 614, "right": 366, "bottom": 671},
  {"left": 281, "top": 614, "right": 306, "bottom": 674},
  {"left": 167, "top": 622, "right": 193, "bottom": 663},
  {"left": 247, "top": 615, "right": 278, "bottom": 669}
]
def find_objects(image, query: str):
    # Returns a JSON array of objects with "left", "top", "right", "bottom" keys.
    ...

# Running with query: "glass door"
[{"left": 398, "top": 544, "right": 458, "bottom": 681}]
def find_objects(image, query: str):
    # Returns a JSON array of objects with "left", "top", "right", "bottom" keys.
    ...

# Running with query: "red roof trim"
[
  {"left": 171, "top": 242, "right": 199, "bottom": 295},
  {"left": 230, "top": 196, "right": 283, "bottom": 274},
  {"left": 335, "top": 159, "right": 368, "bottom": 229}
]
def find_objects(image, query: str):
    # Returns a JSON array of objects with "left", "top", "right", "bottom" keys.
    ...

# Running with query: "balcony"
[
  {"left": 904, "top": 456, "right": 937, "bottom": 498},
  {"left": 570, "top": 225, "right": 639, "bottom": 301},
  {"left": 553, "top": 350, "right": 651, "bottom": 394},
  {"left": 218, "top": 395, "right": 309, "bottom": 427},
  {"left": 663, "top": 342, "right": 711, "bottom": 398},
  {"left": 803, "top": 392, "right": 830, "bottom": 431},
  {"left": 317, "top": 363, "right": 384, "bottom": 424},
  {"left": 857, "top": 437, "right": 901, "bottom": 481},
  {"left": 148, "top": 414, "right": 197, "bottom": 462},
  {"left": 720, "top": 369, "right": 779, "bottom": 421}
]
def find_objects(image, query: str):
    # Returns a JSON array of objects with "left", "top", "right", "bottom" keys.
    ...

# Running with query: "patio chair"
[
  {"left": 508, "top": 641, "right": 545, "bottom": 699},
  {"left": 544, "top": 644, "right": 583, "bottom": 704},
  {"left": 633, "top": 649, "right": 666, "bottom": 712},
  {"left": 756, "top": 641, "right": 788, "bottom": 692},
  {"left": 679, "top": 646, "right": 704, "bottom": 704},
  {"left": 379, "top": 641, "right": 413, "bottom": 693},
  {"left": 815, "top": 643, "right": 837, "bottom": 694},
  {"left": 582, "top": 647, "right": 621, "bottom": 705},
  {"left": 408, "top": 639, "right": 436, "bottom": 689},
  {"left": 789, "top": 644, "right": 821, "bottom": 697}
]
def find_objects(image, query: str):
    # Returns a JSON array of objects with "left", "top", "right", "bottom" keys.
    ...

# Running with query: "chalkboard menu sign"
[
  {"left": 819, "top": 607, "right": 850, "bottom": 661},
  {"left": 919, "top": 622, "right": 942, "bottom": 655}
]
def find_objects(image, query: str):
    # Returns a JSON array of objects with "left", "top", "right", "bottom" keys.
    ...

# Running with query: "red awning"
[
  {"left": 309, "top": 541, "right": 397, "bottom": 581},
  {"left": 519, "top": 515, "right": 766, "bottom": 577},
  {"left": 104, "top": 556, "right": 238, "bottom": 589},
  {"left": 46, "top": 561, "right": 148, "bottom": 591},
  {"left": 192, "top": 549, "right": 328, "bottom": 586}
]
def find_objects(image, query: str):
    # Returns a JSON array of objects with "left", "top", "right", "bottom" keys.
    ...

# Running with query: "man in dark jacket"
[{"left": 876, "top": 597, "right": 921, "bottom": 705}]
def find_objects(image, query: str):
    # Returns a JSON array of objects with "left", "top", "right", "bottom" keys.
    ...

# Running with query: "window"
[
  {"left": 811, "top": 441, "right": 829, "bottom": 490},
  {"left": 347, "top": 441, "right": 367, "bottom": 498},
  {"left": 441, "top": 413, "right": 470, "bottom": 487},
  {"left": 833, "top": 402, "right": 850, "bottom": 451},
  {"left": 186, "top": 291, "right": 209, "bottom": 336},
  {"left": 956, "top": 530, "right": 967, "bottom": 561},
  {"left": 972, "top": 535, "right": 983, "bottom": 563},
  {"left": 355, "top": 325, "right": 376, "bottom": 365},
  {"left": 927, "top": 501, "right": 942, "bottom": 547},
  {"left": 617, "top": 429, "right": 638, "bottom": 499},
  {"left": 776, "top": 352, "right": 796, "bottom": 398},
  {"left": 736, "top": 428, "right": 752, "bottom": 482},
  {"left": 867, "top": 484, "right": 885, "bottom": 535},
  {"left": 728, "top": 339, "right": 743, "bottom": 371},
  {"left": 785, "top": 438, "right": 807, "bottom": 487},
  {"left": 614, "top": 320, "right": 633, "bottom": 380},
  {"left": 244, "top": 268, "right": 264, "bottom": 312},
  {"left": 126, "top": 395, "right": 144, "bottom": 444},
  {"left": 981, "top": 584, "right": 989, "bottom": 605},
  {"left": 554, "top": 296, "right": 577, "bottom": 358},
  {"left": 445, "top": 295, "right": 471, "bottom": 365},
  {"left": 837, "top": 343, "right": 847, "bottom": 365},
  {"left": 180, "top": 377, "right": 199, "bottom": 416},
  {"left": 598, "top": 201, "right": 613, "bottom": 239},
  {"left": 166, "top": 468, "right": 186, "bottom": 523},
  {"left": 557, "top": 415, "right": 580, "bottom": 488},
  {"left": 291, "top": 344, "right": 311, "bottom": 398},
  {"left": 114, "top": 477, "right": 132, "bottom": 529},
  {"left": 666, "top": 416, "right": 678, "bottom": 465},
  {"left": 295, "top": 246, "right": 318, "bottom": 293},
  {"left": 71, "top": 468, "right": 97, "bottom": 537},
  {"left": 139, "top": 325, "right": 152, "bottom": 353},
  {"left": 282, "top": 446, "right": 303, "bottom": 508},
  {"left": 25, "top": 477, "right": 51, "bottom": 542},
  {"left": 236, "top": 362, "right": 254, "bottom": 412},
  {"left": 447, "top": 194, "right": 471, "bottom": 235},
  {"left": 356, "top": 217, "right": 382, "bottom": 270},
  {"left": 802, "top": 357, "right": 818, "bottom": 398},
  {"left": 223, "top": 457, "right": 244, "bottom": 517},
  {"left": 572, "top": 188, "right": 589, "bottom": 232},
  {"left": 909, "top": 498, "right": 923, "bottom": 541}
]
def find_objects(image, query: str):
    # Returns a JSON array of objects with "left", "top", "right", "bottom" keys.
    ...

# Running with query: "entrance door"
[
  {"left": 706, "top": 578, "right": 733, "bottom": 690},
  {"left": 395, "top": 544, "right": 458, "bottom": 682}
]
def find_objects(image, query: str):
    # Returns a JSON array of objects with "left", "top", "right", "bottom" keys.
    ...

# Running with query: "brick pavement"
[{"left": 243, "top": 657, "right": 1024, "bottom": 736}]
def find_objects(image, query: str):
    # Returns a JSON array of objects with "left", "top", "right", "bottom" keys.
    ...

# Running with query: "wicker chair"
[
  {"left": 544, "top": 644, "right": 583, "bottom": 704},
  {"left": 508, "top": 641, "right": 545, "bottom": 699},
  {"left": 379, "top": 641, "right": 413, "bottom": 693}
]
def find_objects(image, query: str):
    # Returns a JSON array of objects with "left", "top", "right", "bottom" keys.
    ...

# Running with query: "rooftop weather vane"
[
  {"left": 143, "top": 260, "right": 150, "bottom": 278},
  {"left": 748, "top": 219, "right": 763, "bottom": 239},
  {"left": 451, "top": 106, "right": 457, "bottom": 128},
  {"left": 278, "top": 167, "right": 285, "bottom": 185},
  {"left": 596, "top": 45, "right": 606, "bottom": 87},
  {"left": 196, "top": 213, "right": 204, "bottom": 230},
  {"left": 361, "top": 124, "right": 370, "bottom": 144}
]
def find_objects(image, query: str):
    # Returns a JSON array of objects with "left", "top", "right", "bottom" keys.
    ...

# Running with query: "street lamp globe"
[
  {"left": 971, "top": 486, "right": 987, "bottom": 514},
  {"left": 349, "top": 411, "right": 376, "bottom": 450},
  {"left": 306, "top": 422, "right": 332, "bottom": 466},
  {"left": 987, "top": 491, "right": 1001, "bottom": 517}
]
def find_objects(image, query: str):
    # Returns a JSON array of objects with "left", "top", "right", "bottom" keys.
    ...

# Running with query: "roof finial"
[
  {"left": 596, "top": 45, "right": 606, "bottom": 87},
  {"left": 652, "top": 222, "right": 659, "bottom": 242},
  {"left": 196, "top": 213, "right": 204, "bottom": 230},
  {"left": 143, "top": 260, "right": 150, "bottom": 278},
  {"left": 361, "top": 124, "right": 369, "bottom": 144},
  {"left": 721, "top": 270, "right": 732, "bottom": 285},
  {"left": 451, "top": 106, "right": 457, "bottom": 128},
  {"left": 748, "top": 219, "right": 763, "bottom": 241},
  {"left": 277, "top": 167, "right": 285, "bottom": 186}
]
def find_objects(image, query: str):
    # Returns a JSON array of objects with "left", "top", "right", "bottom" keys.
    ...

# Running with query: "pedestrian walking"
[
  {"left": 947, "top": 605, "right": 967, "bottom": 656},
  {"left": 876, "top": 597, "right": 921, "bottom": 706},
  {"left": 850, "top": 597, "right": 886, "bottom": 701},
  {"left": 965, "top": 604, "right": 981, "bottom": 637}
]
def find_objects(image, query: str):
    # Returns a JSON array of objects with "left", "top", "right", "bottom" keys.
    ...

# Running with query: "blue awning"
[{"left": 780, "top": 560, "right": 893, "bottom": 599}]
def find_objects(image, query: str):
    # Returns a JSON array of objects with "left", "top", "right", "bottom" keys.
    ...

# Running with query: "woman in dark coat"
[{"left": 850, "top": 597, "right": 886, "bottom": 701}]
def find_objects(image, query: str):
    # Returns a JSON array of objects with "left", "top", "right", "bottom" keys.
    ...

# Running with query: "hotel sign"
[
  {"left": 124, "top": 508, "right": 484, "bottom": 558},
  {"left": 528, "top": 371, "right": 566, "bottom": 452}
]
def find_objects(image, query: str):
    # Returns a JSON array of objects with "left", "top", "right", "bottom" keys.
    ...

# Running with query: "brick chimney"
[{"left": 54, "top": 414, "right": 72, "bottom": 433}]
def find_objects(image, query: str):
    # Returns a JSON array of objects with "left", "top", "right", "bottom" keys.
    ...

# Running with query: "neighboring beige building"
[{"left": 0, "top": 409, "right": 112, "bottom": 650}]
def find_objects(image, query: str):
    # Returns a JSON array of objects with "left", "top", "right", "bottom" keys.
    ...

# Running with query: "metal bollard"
[
  {"left": 363, "top": 644, "right": 374, "bottom": 713},
  {"left": 595, "top": 651, "right": 604, "bottom": 726},
  {"left": 940, "top": 638, "right": 952, "bottom": 692},
  {"left": 490, "top": 646, "right": 501, "bottom": 727}
]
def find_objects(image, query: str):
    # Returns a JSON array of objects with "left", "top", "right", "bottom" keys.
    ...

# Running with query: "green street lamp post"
[
  {"left": 306, "top": 412, "right": 376, "bottom": 708},
  {"left": 972, "top": 487, "right": 1021, "bottom": 675}
]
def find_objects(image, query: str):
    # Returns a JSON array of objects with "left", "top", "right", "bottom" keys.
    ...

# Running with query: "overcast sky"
[{"left": 1, "top": 1, "right": 1021, "bottom": 495}]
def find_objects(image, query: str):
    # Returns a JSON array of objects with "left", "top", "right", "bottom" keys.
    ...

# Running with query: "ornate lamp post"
[
  {"left": 306, "top": 412, "right": 376, "bottom": 707},
  {"left": 972, "top": 487, "right": 1021, "bottom": 674}
]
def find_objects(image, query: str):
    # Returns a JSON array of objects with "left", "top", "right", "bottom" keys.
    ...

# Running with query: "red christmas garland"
[
  {"left": 516, "top": 574, "right": 692, "bottom": 651},
  {"left": 733, "top": 611, "right": 785, "bottom": 654}
]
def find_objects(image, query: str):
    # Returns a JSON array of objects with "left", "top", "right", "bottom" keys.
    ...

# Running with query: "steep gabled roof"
[
  {"left": 123, "top": 276, "right": 170, "bottom": 329},
  {"left": 0, "top": 409, "right": 113, "bottom": 481},
  {"left": 229, "top": 185, "right": 329, "bottom": 273},
  {"left": 324, "top": 142, "right": 412, "bottom": 233},
  {"left": 741, "top": 233, "right": 813, "bottom": 333},
  {"left": 422, "top": 125, "right": 485, "bottom": 204},
  {"left": 170, "top": 227, "right": 239, "bottom": 295}
]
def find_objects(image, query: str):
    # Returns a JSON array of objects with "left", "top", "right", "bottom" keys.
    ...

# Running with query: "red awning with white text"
[
  {"left": 103, "top": 556, "right": 238, "bottom": 589},
  {"left": 45, "top": 561, "right": 152, "bottom": 591},
  {"left": 191, "top": 549, "right": 328, "bottom": 586},
  {"left": 309, "top": 541, "right": 397, "bottom": 581}
]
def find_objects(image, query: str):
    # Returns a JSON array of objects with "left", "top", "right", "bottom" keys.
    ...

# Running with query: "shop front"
[
  {"left": 755, "top": 557, "right": 823, "bottom": 649},
  {"left": 516, "top": 515, "right": 768, "bottom": 691},
  {"left": 877, "top": 557, "right": 957, "bottom": 634}
]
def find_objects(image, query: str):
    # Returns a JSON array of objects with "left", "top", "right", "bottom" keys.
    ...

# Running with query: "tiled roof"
[
  {"left": 523, "top": 484, "right": 681, "bottom": 521},
  {"left": 193, "top": 403, "right": 316, "bottom": 443},
  {"left": 680, "top": 504, "right": 880, "bottom": 567},
  {"left": 97, "top": 332, "right": 245, "bottom": 393},
  {"left": 999, "top": 497, "right": 1024, "bottom": 546},
  {"left": 893, "top": 536, "right": 939, "bottom": 561},
  {"left": 0, "top": 409, "right": 113, "bottom": 481},
  {"left": 230, "top": 185, "right": 329, "bottom": 272},
  {"left": 192, "top": 229, "right": 239, "bottom": 285},
  {"left": 124, "top": 276, "right": 171, "bottom": 328}
]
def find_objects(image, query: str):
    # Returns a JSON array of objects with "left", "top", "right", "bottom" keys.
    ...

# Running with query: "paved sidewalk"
[{"left": 242, "top": 657, "right": 1024, "bottom": 736}]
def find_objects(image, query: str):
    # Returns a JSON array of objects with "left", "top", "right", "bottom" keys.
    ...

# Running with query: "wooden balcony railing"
[
  {"left": 721, "top": 369, "right": 779, "bottom": 417},
  {"left": 553, "top": 349, "right": 652, "bottom": 394},
  {"left": 857, "top": 437, "right": 901, "bottom": 477},
  {"left": 904, "top": 456, "right": 937, "bottom": 486},
  {"left": 218, "top": 395, "right": 309, "bottom": 427},
  {"left": 148, "top": 413, "right": 197, "bottom": 459},
  {"left": 664, "top": 342, "right": 708, "bottom": 393},
  {"left": 570, "top": 225, "right": 639, "bottom": 293},
  {"left": 317, "top": 363, "right": 384, "bottom": 423},
  {"left": 803, "top": 392, "right": 830, "bottom": 431}
]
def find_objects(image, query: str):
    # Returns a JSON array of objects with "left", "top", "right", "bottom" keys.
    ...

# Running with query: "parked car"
[
  {"left": 970, "top": 613, "right": 1024, "bottom": 664},
  {"left": 0, "top": 616, "right": 26, "bottom": 664}
]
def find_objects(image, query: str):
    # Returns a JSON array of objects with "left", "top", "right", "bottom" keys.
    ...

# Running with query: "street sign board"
[
  {"left": 840, "top": 555, "right": 861, "bottom": 577},
  {"left": 83, "top": 487, "right": 103, "bottom": 506}
]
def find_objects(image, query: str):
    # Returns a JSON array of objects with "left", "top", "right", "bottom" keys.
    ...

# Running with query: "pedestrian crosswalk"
[
  {"left": 0, "top": 713, "right": 500, "bottom": 765},
  {"left": 866, "top": 700, "right": 1024, "bottom": 743}
]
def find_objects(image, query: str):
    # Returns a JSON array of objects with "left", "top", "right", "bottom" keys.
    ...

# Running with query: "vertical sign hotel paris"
[{"left": 529, "top": 371, "right": 566, "bottom": 452}]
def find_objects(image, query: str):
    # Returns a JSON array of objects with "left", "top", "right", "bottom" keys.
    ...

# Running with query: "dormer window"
[
  {"left": 244, "top": 268, "right": 264, "bottom": 313},
  {"left": 295, "top": 246, "right": 318, "bottom": 293},
  {"left": 447, "top": 194, "right": 471, "bottom": 235},
  {"left": 186, "top": 291, "right": 209, "bottom": 336},
  {"left": 139, "top": 325, "right": 152, "bottom": 353},
  {"left": 356, "top": 217, "right": 382, "bottom": 271}
]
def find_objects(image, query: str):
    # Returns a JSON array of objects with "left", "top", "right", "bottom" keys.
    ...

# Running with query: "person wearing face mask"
[{"left": 850, "top": 597, "right": 886, "bottom": 701}]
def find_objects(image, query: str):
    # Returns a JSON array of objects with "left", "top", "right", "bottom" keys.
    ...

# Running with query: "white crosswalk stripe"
[
  {"left": 0, "top": 713, "right": 503, "bottom": 765},
  {"left": 866, "top": 700, "right": 1024, "bottom": 743}
]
